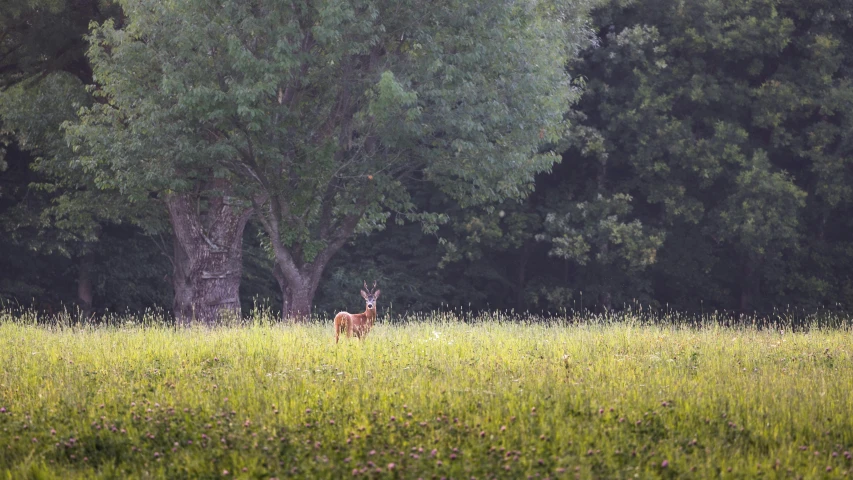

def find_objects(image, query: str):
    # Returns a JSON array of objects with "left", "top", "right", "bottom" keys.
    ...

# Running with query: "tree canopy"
[
  {"left": 66, "top": 0, "right": 594, "bottom": 320},
  {"left": 2, "top": 0, "right": 853, "bottom": 318}
]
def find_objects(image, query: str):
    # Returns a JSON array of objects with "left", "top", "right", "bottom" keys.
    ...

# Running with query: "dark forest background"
[{"left": 2, "top": 0, "right": 852, "bottom": 319}]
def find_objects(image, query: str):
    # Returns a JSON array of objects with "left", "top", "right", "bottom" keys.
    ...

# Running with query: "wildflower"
[
  {"left": 387, "top": 463, "right": 396, "bottom": 470},
  {"left": 222, "top": 469, "right": 229, "bottom": 475},
  {"left": 430, "top": 449, "right": 438, "bottom": 457},
  {"left": 661, "top": 460, "right": 669, "bottom": 468},
  {"left": 500, "top": 425, "right": 507, "bottom": 432}
]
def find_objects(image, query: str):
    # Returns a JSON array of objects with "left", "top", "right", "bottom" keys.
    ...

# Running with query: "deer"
[{"left": 334, "top": 280, "right": 381, "bottom": 343}]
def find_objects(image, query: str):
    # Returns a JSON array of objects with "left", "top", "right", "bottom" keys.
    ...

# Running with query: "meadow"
[{"left": 1, "top": 310, "right": 852, "bottom": 479}]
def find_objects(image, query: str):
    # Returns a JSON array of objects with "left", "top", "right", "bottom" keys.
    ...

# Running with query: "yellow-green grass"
[{"left": 1, "top": 311, "right": 852, "bottom": 479}]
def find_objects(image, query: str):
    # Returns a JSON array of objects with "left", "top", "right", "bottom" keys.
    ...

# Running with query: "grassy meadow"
[{"left": 1, "top": 310, "right": 852, "bottom": 479}]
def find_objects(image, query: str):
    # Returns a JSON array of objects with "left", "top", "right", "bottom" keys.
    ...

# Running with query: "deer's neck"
[{"left": 363, "top": 308, "right": 376, "bottom": 321}]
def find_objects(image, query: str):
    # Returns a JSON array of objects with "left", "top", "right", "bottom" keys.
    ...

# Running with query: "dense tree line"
[{"left": 2, "top": 0, "right": 851, "bottom": 321}]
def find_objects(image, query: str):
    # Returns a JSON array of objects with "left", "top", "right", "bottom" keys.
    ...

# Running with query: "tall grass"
[{"left": 1, "top": 309, "right": 852, "bottom": 478}]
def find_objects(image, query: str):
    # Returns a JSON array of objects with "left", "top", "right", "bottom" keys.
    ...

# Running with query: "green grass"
[{"left": 1, "top": 310, "right": 852, "bottom": 479}]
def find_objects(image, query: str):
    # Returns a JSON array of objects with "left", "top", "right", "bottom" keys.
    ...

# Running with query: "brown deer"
[{"left": 334, "top": 280, "right": 381, "bottom": 343}]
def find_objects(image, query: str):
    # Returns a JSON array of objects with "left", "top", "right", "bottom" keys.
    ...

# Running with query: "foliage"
[
  {"left": 65, "top": 0, "right": 595, "bottom": 315},
  {"left": 4, "top": 0, "right": 853, "bottom": 316},
  {"left": 0, "top": 0, "right": 112, "bottom": 89},
  {"left": 1, "top": 0, "right": 168, "bottom": 315},
  {"left": 418, "top": 0, "right": 853, "bottom": 314}
]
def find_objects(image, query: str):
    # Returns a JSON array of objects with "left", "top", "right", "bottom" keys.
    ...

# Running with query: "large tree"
[{"left": 69, "top": 0, "right": 595, "bottom": 319}]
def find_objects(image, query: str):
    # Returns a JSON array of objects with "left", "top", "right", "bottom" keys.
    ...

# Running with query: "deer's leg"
[
  {"left": 334, "top": 315, "right": 341, "bottom": 344},
  {"left": 346, "top": 316, "right": 354, "bottom": 339}
]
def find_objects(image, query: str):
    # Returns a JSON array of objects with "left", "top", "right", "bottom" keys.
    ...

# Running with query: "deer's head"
[{"left": 361, "top": 280, "right": 381, "bottom": 310}]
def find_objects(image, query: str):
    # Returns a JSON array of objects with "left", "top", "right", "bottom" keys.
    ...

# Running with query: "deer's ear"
[
  {"left": 361, "top": 290, "right": 369, "bottom": 300},
  {"left": 373, "top": 289, "right": 381, "bottom": 299}
]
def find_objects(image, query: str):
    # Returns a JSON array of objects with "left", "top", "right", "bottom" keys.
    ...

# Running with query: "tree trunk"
[
  {"left": 286, "top": 280, "right": 316, "bottom": 321},
  {"left": 516, "top": 242, "right": 531, "bottom": 311},
  {"left": 76, "top": 252, "right": 94, "bottom": 318},
  {"left": 274, "top": 262, "right": 325, "bottom": 322},
  {"left": 739, "top": 260, "right": 757, "bottom": 313},
  {"left": 254, "top": 190, "right": 368, "bottom": 323},
  {"left": 167, "top": 191, "right": 252, "bottom": 326},
  {"left": 598, "top": 242, "right": 612, "bottom": 311}
]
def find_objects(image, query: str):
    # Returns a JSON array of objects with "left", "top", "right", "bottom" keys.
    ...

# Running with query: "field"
[{"left": 1, "top": 310, "right": 852, "bottom": 479}]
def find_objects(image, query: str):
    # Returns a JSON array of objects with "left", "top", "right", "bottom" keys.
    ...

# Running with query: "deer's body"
[
  {"left": 335, "top": 281, "right": 380, "bottom": 343},
  {"left": 334, "top": 309, "right": 375, "bottom": 342}
]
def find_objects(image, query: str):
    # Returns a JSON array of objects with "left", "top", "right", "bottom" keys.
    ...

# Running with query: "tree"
[
  {"left": 558, "top": 0, "right": 853, "bottom": 312},
  {"left": 69, "top": 0, "right": 595, "bottom": 320},
  {"left": 1, "top": 0, "right": 169, "bottom": 316}
]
